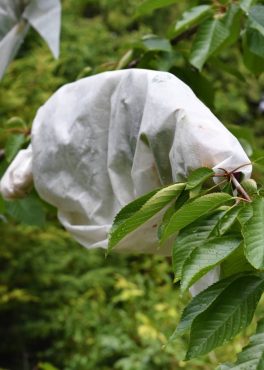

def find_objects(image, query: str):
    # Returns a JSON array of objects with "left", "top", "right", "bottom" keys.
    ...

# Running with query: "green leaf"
[
  {"left": 141, "top": 35, "right": 172, "bottom": 52},
  {"left": 221, "top": 181, "right": 233, "bottom": 196},
  {"left": 186, "top": 274, "right": 264, "bottom": 359},
  {"left": 242, "top": 28, "right": 264, "bottom": 74},
  {"left": 246, "top": 28, "right": 264, "bottom": 58},
  {"left": 135, "top": 0, "right": 178, "bottom": 17},
  {"left": 169, "top": 5, "right": 213, "bottom": 38},
  {"left": 111, "top": 188, "right": 159, "bottom": 231},
  {"left": 222, "top": 4, "right": 242, "bottom": 46},
  {"left": 240, "top": 0, "right": 256, "bottom": 13},
  {"left": 5, "top": 193, "right": 46, "bottom": 227},
  {"left": 172, "top": 211, "right": 224, "bottom": 282},
  {"left": 4, "top": 134, "right": 25, "bottom": 163},
  {"left": 109, "top": 183, "right": 185, "bottom": 251},
  {"left": 189, "top": 185, "right": 202, "bottom": 199},
  {"left": 248, "top": 5, "right": 264, "bottom": 36},
  {"left": 186, "top": 167, "right": 214, "bottom": 190},
  {"left": 190, "top": 19, "right": 229, "bottom": 71},
  {"left": 243, "top": 198, "right": 264, "bottom": 269},
  {"left": 181, "top": 236, "right": 241, "bottom": 292},
  {"left": 238, "top": 203, "right": 253, "bottom": 226},
  {"left": 217, "top": 205, "right": 241, "bottom": 235},
  {"left": 157, "top": 203, "right": 175, "bottom": 240},
  {"left": 171, "top": 274, "right": 239, "bottom": 338},
  {"left": 173, "top": 189, "right": 189, "bottom": 212},
  {"left": 115, "top": 50, "right": 133, "bottom": 70},
  {"left": 161, "top": 193, "right": 232, "bottom": 242},
  {"left": 240, "top": 179, "right": 258, "bottom": 197},
  {"left": 217, "top": 318, "right": 264, "bottom": 369},
  {"left": 221, "top": 245, "right": 254, "bottom": 278}
]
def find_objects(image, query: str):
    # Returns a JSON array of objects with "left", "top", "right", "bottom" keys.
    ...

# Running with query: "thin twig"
[{"left": 230, "top": 173, "right": 251, "bottom": 202}]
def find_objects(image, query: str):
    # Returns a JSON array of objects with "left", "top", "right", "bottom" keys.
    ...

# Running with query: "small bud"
[{"left": 240, "top": 179, "right": 258, "bottom": 196}]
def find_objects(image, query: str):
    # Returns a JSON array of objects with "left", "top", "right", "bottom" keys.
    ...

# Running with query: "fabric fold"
[{"left": 0, "top": 69, "right": 252, "bottom": 256}]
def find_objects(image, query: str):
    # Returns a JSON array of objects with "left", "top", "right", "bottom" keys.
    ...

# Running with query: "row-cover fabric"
[
  {"left": 0, "top": 0, "right": 61, "bottom": 79},
  {"left": 0, "top": 69, "right": 251, "bottom": 256}
]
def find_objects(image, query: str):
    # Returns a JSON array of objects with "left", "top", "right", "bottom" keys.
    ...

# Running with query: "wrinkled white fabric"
[
  {"left": 1, "top": 69, "right": 252, "bottom": 257},
  {"left": 189, "top": 267, "right": 221, "bottom": 296},
  {"left": 0, "top": 0, "right": 61, "bottom": 79},
  {"left": 0, "top": 145, "right": 32, "bottom": 199},
  {"left": 0, "top": 20, "right": 29, "bottom": 79},
  {"left": 23, "top": 0, "right": 61, "bottom": 58}
]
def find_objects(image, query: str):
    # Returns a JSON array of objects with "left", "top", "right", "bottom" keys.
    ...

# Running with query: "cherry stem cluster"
[{"left": 214, "top": 163, "right": 252, "bottom": 202}]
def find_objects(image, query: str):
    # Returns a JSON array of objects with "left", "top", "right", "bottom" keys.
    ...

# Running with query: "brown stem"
[{"left": 230, "top": 173, "right": 251, "bottom": 202}]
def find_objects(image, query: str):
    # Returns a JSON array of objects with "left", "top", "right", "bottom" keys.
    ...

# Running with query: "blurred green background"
[{"left": 0, "top": 0, "right": 264, "bottom": 369}]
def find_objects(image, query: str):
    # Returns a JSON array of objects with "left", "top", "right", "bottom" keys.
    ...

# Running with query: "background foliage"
[{"left": 0, "top": 0, "right": 263, "bottom": 369}]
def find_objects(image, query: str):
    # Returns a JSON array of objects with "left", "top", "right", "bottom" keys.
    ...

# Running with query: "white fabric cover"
[
  {"left": 0, "top": 69, "right": 251, "bottom": 257},
  {"left": 0, "top": 145, "right": 32, "bottom": 199},
  {"left": 0, "top": 0, "right": 61, "bottom": 79}
]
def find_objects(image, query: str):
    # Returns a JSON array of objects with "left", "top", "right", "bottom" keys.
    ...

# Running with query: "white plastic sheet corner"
[{"left": 0, "top": 69, "right": 252, "bottom": 257}]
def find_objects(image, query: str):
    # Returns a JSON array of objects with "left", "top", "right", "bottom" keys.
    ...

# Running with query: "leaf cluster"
[
  {"left": 132, "top": 0, "right": 264, "bottom": 74},
  {"left": 0, "top": 0, "right": 263, "bottom": 369},
  {"left": 109, "top": 166, "right": 264, "bottom": 366}
]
